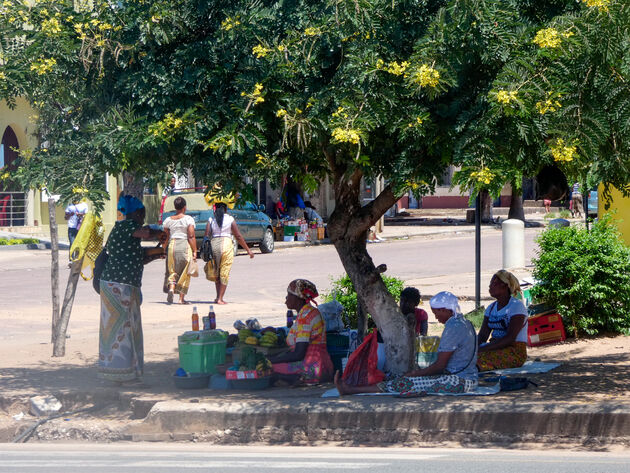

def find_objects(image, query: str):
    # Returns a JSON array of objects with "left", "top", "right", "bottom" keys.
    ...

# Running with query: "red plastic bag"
[{"left": 341, "top": 330, "right": 385, "bottom": 386}]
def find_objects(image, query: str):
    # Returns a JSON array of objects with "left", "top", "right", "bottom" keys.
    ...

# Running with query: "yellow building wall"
[{"left": 599, "top": 184, "right": 630, "bottom": 246}]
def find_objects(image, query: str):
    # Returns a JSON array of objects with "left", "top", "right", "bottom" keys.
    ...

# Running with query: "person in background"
[
  {"left": 477, "top": 270, "right": 528, "bottom": 372},
  {"left": 303, "top": 201, "right": 323, "bottom": 225},
  {"left": 269, "top": 279, "right": 334, "bottom": 385},
  {"left": 543, "top": 199, "right": 552, "bottom": 213},
  {"left": 400, "top": 287, "right": 428, "bottom": 336},
  {"left": 98, "top": 195, "right": 166, "bottom": 384},
  {"left": 283, "top": 179, "right": 305, "bottom": 219},
  {"left": 274, "top": 200, "right": 288, "bottom": 220},
  {"left": 162, "top": 176, "right": 176, "bottom": 197},
  {"left": 64, "top": 198, "right": 89, "bottom": 246},
  {"left": 335, "top": 291, "right": 478, "bottom": 396},
  {"left": 204, "top": 201, "right": 254, "bottom": 304},
  {"left": 571, "top": 183, "right": 583, "bottom": 218},
  {"left": 163, "top": 196, "right": 197, "bottom": 305}
]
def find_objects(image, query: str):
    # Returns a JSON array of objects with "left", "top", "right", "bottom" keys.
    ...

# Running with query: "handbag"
[
  {"left": 92, "top": 248, "right": 108, "bottom": 294},
  {"left": 201, "top": 237, "right": 212, "bottom": 262},
  {"left": 204, "top": 260, "right": 217, "bottom": 282},
  {"left": 187, "top": 259, "right": 199, "bottom": 278}
]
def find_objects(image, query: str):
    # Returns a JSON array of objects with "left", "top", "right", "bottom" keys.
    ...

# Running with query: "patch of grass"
[
  {"left": 0, "top": 237, "right": 40, "bottom": 246},
  {"left": 464, "top": 306, "right": 486, "bottom": 330}
]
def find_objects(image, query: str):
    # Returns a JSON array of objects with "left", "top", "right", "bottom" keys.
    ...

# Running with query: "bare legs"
[
  {"left": 214, "top": 281, "right": 228, "bottom": 305},
  {"left": 333, "top": 371, "right": 381, "bottom": 396}
]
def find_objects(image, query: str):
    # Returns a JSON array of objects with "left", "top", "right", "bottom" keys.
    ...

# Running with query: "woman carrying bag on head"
[{"left": 203, "top": 200, "right": 254, "bottom": 305}]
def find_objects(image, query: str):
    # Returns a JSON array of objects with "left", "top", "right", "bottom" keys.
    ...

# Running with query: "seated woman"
[
  {"left": 269, "top": 279, "right": 334, "bottom": 385},
  {"left": 335, "top": 291, "right": 478, "bottom": 397},
  {"left": 477, "top": 270, "right": 528, "bottom": 372}
]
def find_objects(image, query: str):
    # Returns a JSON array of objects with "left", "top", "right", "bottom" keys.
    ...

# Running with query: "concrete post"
[{"left": 502, "top": 218, "right": 525, "bottom": 269}]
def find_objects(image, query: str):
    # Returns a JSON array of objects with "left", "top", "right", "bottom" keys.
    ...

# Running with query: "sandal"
[{"left": 167, "top": 289, "right": 174, "bottom": 304}]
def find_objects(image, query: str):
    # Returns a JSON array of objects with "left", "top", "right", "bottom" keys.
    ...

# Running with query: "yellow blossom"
[
  {"left": 277, "top": 45, "right": 286, "bottom": 52},
  {"left": 252, "top": 44, "right": 271, "bottom": 58},
  {"left": 331, "top": 127, "right": 361, "bottom": 145},
  {"left": 41, "top": 18, "right": 62, "bottom": 36},
  {"left": 276, "top": 109, "right": 287, "bottom": 118},
  {"left": 256, "top": 153, "right": 266, "bottom": 164},
  {"left": 536, "top": 95, "right": 562, "bottom": 115},
  {"left": 551, "top": 138, "right": 578, "bottom": 162},
  {"left": 0, "top": 72, "right": 6, "bottom": 81},
  {"left": 385, "top": 61, "right": 409, "bottom": 76},
  {"left": 72, "top": 186, "right": 89, "bottom": 194},
  {"left": 582, "top": 0, "right": 610, "bottom": 11},
  {"left": 533, "top": 28, "right": 561, "bottom": 48},
  {"left": 332, "top": 106, "right": 348, "bottom": 119},
  {"left": 375, "top": 59, "right": 385, "bottom": 70},
  {"left": 30, "top": 57, "right": 57, "bottom": 75},
  {"left": 496, "top": 90, "right": 518, "bottom": 105},
  {"left": 0, "top": 172, "right": 10, "bottom": 180},
  {"left": 470, "top": 167, "right": 496, "bottom": 185},
  {"left": 220, "top": 17, "right": 240, "bottom": 31},
  {"left": 411, "top": 64, "right": 440, "bottom": 88},
  {"left": 304, "top": 27, "right": 321, "bottom": 37}
]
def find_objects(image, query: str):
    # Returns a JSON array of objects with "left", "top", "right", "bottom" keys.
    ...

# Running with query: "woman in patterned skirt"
[
  {"left": 335, "top": 291, "right": 478, "bottom": 397},
  {"left": 98, "top": 195, "right": 165, "bottom": 383},
  {"left": 269, "top": 279, "right": 334, "bottom": 385},
  {"left": 476, "top": 270, "right": 528, "bottom": 372}
]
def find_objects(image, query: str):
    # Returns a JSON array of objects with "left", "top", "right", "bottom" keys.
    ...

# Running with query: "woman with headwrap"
[
  {"left": 203, "top": 201, "right": 254, "bottom": 304},
  {"left": 97, "top": 195, "right": 166, "bottom": 383},
  {"left": 269, "top": 279, "right": 334, "bottom": 385},
  {"left": 335, "top": 291, "right": 478, "bottom": 396},
  {"left": 477, "top": 270, "right": 529, "bottom": 371}
]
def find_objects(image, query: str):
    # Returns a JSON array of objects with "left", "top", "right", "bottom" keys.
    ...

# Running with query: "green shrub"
[
  {"left": 0, "top": 238, "right": 40, "bottom": 245},
  {"left": 543, "top": 212, "right": 556, "bottom": 220},
  {"left": 323, "top": 274, "right": 405, "bottom": 329},
  {"left": 558, "top": 210, "right": 571, "bottom": 219},
  {"left": 531, "top": 215, "right": 630, "bottom": 336},
  {"left": 464, "top": 306, "right": 486, "bottom": 330}
]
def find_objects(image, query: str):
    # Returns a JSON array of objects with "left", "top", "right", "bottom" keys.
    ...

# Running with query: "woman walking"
[
  {"left": 98, "top": 195, "right": 165, "bottom": 384},
  {"left": 204, "top": 201, "right": 254, "bottom": 304},
  {"left": 163, "top": 196, "right": 197, "bottom": 304}
]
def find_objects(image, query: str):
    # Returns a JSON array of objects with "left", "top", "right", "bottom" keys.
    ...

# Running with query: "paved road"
[
  {"left": 1, "top": 445, "right": 628, "bottom": 473},
  {"left": 0, "top": 229, "right": 541, "bottom": 311}
]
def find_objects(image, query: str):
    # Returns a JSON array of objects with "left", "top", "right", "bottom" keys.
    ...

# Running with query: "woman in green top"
[{"left": 98, "top": 195, "right": 165, "bottom": 383}]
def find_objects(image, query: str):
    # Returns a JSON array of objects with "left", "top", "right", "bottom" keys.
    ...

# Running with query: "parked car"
[{"left": 159, "top": 189, "right": 274, "bottom": 255}]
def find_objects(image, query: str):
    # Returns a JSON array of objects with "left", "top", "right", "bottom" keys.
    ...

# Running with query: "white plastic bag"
[{"left": 318, "top": 300, "right": 345, "bottom": 332}]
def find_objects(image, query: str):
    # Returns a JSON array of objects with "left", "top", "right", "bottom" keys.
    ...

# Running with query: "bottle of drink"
[
  {"left": 191, "top": 306, "right": 199, "bottom": 331},
  {"left": 208, "top": 305, "right": 216, "bottom": 330},
  {"left": 286, "top": 310, "right": 294, "bottom": 328}
]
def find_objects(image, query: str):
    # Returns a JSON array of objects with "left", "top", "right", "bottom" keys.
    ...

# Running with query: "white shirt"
[
  {"left": 65, "top": 202, "right": 88, "bottom": 229},
  {"left": 163, "top": 215, "right": 195, "bottom": 239},
  {"left": 484, "top": 297, "right": 529, "bottom": 343},
  {"left": 208, "top": 214, "right": 235, "bottom": 238}
]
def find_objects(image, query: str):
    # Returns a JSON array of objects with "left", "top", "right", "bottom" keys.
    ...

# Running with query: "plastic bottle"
[
  {"left": 191, "top": 306, "right": 199, "bottom": 331},
  {"left": 208, "top": 305, "right": 216, "bottom": 330},
  {"left": 286, "top": 310, "right": 294, "bottom": 328}
]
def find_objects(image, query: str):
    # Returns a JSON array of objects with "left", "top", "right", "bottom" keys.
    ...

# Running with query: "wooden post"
[
  {"left": 48, "top": 197, "right": 60, "bottom": 343},
  {"left": 52, "top": 258, "right": 83, "bottom": 357}
]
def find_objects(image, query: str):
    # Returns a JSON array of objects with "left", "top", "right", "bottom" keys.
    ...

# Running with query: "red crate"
[
  {"left": 527, "top": 312, "right": 566, "bottom": 347},
  {"left": 225, "top": 369, "right": 271, "bottom": 380}
]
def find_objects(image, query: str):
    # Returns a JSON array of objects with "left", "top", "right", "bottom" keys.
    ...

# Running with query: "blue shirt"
[{"left": 438, "top": 313, "right": 478, "bottom": 380}]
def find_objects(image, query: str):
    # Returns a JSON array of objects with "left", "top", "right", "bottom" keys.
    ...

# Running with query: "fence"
[{"left": 0, "top": 192, "right": 26, "bottom": 227}]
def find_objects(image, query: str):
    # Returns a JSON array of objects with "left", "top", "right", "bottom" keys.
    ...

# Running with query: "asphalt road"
[
  {"left": 0, "top": 229, "right": 541, "bottom": 311},
  {"left": 1, "top": 445, "right": 628, "bottom": 473}
]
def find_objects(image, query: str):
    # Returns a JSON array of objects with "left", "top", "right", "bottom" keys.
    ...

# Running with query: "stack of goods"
[
  {"left": 226, "top": 346, "right": 274, "bottom": 389},
  {"left": 416, "top": 336, "right": 440, "bottom": 368}
]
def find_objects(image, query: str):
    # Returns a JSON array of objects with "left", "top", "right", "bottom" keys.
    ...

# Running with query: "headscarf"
[
  {"left": 287, "top": 279, "right": 319, "bottom": 305},
  {"left": 429, "top": 291, "right": 462, "bottom": 316},
  {"left": 117, "top": 195, "right": 144, "bottom": 216},
  {"left": 493, "top": 270, "right": 521, "bottom": 296}
]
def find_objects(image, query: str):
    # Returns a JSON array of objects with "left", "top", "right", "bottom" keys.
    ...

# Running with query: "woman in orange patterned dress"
[{"left": 269, "top": 279, "right": 334, "bottom": 385}]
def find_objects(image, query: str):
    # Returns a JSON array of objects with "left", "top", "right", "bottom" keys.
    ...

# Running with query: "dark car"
[{"left": 159, "top": 190, "right": 274, "bottom": 254}]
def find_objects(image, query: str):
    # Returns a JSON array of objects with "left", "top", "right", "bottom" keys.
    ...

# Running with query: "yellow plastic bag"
[{"left": 69, "top": 213, "right": 104, "bottom": 281}]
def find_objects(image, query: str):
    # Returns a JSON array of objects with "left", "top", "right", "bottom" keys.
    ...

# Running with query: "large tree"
[{"left": 3, "top": 0, "right": 628, "bottom": 372}]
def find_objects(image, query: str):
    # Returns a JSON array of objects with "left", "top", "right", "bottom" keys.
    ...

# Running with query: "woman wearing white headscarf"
[
  {"left": 335, "top": 291, "right": 478, "bottom": 396},
  {"left": 477, "top": 270, "right": 528, "bottom": 371}
]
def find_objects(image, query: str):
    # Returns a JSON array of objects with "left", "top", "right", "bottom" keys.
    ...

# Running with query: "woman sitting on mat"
[
  {"left": 269, "top": 279, "right": 334, "bottom": 385},
  {"left": 476, "top": 270, "right": 528, "bottom": 372},
  {"left": 335, "top": 291, "right": 478, "bottom": 397}
]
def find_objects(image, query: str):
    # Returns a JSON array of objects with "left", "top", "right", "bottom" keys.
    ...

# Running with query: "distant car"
[
  {"left": 587, "top": 188, "right": 598, "bottom": 218},
  {"left": 159, "top": 189, "right": 274, "bottom": 255}
]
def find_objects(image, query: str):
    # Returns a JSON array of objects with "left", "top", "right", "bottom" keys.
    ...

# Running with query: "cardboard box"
[{"left": 527, "top": 312, "right": 566, "bottom": 347}]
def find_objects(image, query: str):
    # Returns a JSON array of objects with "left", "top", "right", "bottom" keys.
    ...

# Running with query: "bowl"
[{"left": 173, "top": 373, "right": 210, "bottom": 389}]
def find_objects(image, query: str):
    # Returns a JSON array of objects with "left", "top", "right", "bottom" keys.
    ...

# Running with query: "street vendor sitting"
[
  {"left": 476, "top": 270, "right": 529, "bottom": 372},
  {"left": 268, "top": 279, "right": 334, "bottom": 385}
]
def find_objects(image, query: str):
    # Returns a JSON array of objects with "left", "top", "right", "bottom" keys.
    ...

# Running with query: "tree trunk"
[
  {"left": 480, "top": 189, "right": 493, "bottom": 223},
  {"left": 52, "top": 259, "right": 83, "bottom": 357},
  {"left": 507, "top": 184, "right": 525, "bottom": 221},
  {"left": 48, "top": 198, "right": 60, "bottom": 343},
  {"left": 327, "top": 170, "right": 415, "bottom": 375}
]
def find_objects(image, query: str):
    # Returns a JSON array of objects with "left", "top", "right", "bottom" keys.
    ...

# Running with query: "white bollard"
[{"left": 502, "top": 219, "right": 525, "bottom": 269}]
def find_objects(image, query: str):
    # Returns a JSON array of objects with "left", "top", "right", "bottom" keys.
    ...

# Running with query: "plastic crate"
[
  {"left": 527, "top": 312, "right": 566, "bottom": 347},
  {"left": 178, "top": 337, "right": 227, "bottom": 374},
  {"left": 326, "top": 333, "right": 350, "bottom": 348}
]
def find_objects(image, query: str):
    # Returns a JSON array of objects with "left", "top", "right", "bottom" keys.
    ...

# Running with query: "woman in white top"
[
  {"left": 204, "top": 202, "right": 254, "bottom": 305},
  {"left": 477, "top": 270, "right": 528, "bottom": 371},
  {"left": 163, "top": 197, "right": 197, "bottom": 304}
]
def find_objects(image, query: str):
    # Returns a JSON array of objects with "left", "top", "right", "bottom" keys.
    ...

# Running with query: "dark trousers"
[{"left": 68, "top": 227, "right": 79, "bottom": 246}]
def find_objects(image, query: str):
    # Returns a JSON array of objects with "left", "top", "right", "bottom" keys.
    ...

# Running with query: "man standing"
[
  {"left": 64, "top": 199, "right": 88, "bottom": 246},
  {"left": 571, "top": 183, "right": 582, "bottom": 218}
]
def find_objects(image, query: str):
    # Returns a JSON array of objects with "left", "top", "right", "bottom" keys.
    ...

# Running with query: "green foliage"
[
  {"left": 323, "top": 274, "right": 405, "bottom": 329},
  {"left": 0, "top": 238, "right": 40, "bottom": 245},
  {"left": 464, "top": 306, "right": 486, "bottom": 330},
  {"left": 558, "top": 209, "right": 571, "bottom": 218},
  {"left": 531, "top": 214, "right": 630, "bottom": 336}
]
